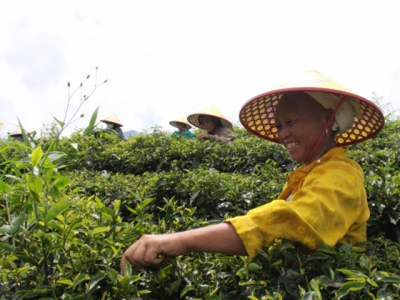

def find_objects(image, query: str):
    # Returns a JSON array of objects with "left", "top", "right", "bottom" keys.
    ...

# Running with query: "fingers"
[
  {"left": 197, "top": 133, "right": 209, "bottom": 140},
  {"left": 120, "top": 254, "right": 128, "bottom": 275},
  {"left": 120, "top": 242, "right": 137, "bottom": 274},
  {"left": 120, "top": 237, "right": 166, "bottom": 274},
  {"left": 120, "top": 240, "right": 141, "bottom": 274}
]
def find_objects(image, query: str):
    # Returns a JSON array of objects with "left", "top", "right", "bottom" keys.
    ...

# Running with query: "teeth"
[{"left": 286, "top": 142, "right": 298, "bottom": 150}]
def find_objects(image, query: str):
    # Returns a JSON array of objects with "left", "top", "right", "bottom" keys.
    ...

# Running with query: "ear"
[{"left": 324, "top": 109, "right": 335, "bottom": 130}]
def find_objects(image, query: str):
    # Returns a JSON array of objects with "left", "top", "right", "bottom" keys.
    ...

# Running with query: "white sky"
[{"left": 1, "top": 0, "right": 400, "bottom": 139}]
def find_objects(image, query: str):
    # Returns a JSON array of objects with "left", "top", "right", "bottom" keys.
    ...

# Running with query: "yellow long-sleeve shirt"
[{"left": 225, "top": 147, "right": 369, "bottom": 258}]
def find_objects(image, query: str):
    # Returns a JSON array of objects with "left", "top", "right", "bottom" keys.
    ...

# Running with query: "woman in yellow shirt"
[{"left": 120, "top": 70, "right": 384, "bottom": 271}]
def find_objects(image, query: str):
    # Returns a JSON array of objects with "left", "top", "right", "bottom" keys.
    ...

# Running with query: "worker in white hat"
[
  {"left": 100, "top": 114, "right": 126, "bottom": 140},
  {"left": 9, "top": 128, "right": 24, "bottom": 142}
]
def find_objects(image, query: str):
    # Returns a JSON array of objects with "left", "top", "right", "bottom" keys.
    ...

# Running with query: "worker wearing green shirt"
[{"left": 170, "top": 116, "right": 196, "bottom": 139}]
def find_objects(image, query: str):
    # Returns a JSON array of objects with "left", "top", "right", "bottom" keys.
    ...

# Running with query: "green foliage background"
[{"left": 0, "top": 120, "right": 399, "bottom": 299}]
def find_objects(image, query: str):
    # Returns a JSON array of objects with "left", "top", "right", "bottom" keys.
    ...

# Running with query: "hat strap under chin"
[{"left": 303, "top": 95, "right": 348, "bottom": 162}]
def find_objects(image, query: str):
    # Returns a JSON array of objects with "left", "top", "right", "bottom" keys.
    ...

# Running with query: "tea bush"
[{"left": 0, "top": 122, "right": 399, "bottom": 299}]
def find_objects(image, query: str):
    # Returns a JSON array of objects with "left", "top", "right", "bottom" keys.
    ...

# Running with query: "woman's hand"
[
  {"left": 120, "top": 223, "right": 247, "bottom": 274},
  {"left": 197, "top": 132, "right": 210, "bottom": 140},
  {"left": 120, "top": 233, "right": 187, "bottom": 274}
]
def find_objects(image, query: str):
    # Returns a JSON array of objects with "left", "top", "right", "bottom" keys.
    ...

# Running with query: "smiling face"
[
  {"left": 199, "top": 116, "right": 219, "bottom": 134},
  {"left": 275, "top": 92, "right": 335, "bottom": 165}
]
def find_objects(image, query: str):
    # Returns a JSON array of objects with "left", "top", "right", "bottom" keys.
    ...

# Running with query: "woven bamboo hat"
[
  {"left": 170, "top": 116, "right": 192, "bottom": 129},
  {"left": 100, "top": 114, "right": 123, "bottom": 127},
  {"left": 188, "top": 105, "right": 232, "bottom": 129},
  {"left": 239, "top": 70, "right": 384, "bottom": 146},
  {"left": 10, "top": 128, "right": 22, "bottom": 136}
]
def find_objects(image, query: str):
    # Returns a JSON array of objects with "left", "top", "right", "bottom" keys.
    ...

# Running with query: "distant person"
[
  {"left": 8, "top": 128, "right": 36, "bottom": 143},
  {"left": 100, "top": 114, "right": 126, "bottom": 140},
  {"left": 170, "top": 116, "right": 196, "bottom": 139},
  {"left": 9, "top": 128, "right": 24, "bottom": 142},
  {"left": 121, "top": 70, "right": 384, "bottom": 272},
  {"left": 187, "top": 105, "right": 235, "bottom": 143}
]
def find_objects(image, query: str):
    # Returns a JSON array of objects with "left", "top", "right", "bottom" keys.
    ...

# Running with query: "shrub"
[{"left": 0, "top": 118, "right": 399, "bottom": 299}]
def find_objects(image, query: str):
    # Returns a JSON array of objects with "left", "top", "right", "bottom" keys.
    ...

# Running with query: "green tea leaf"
[
  {"left": 57, "top": 278, "right": 73, "bottom": 286},
  {"left": 180, "top": 284, "right": 196, "bottom": 297},
  {"left": 52, "top": 175, "right": 70, "bottom": 189},
  {"left": 73, "top": 273, "right": 91, "bottom": 290},
  {"left": 83, "top": 106, "right": 99, "bottom": 136},
  {"left": 28, "top": 174, "right": 43, "bottom": 196},
  {"left": 14, "top": 254, "right": 39, "bottom": 267},
  {"left": 9, "top": 215, "right": 24, "bottom": 234},
  {"left": 31, "top": 146, "right": 43, "bottom": 167},
  {"left": 45, "top": 200, "right": 72, "bottom": 223},
  {"left": 17, "top": 118, "right": 31, "bottom": 148},
  {"left": 0, "top": 181, "right": 10, "bottom": 193},
  {"left": 337, "top": 281, "right": 365, "bottom": 299},
  {"left": 101, "top": 206, "right": 115, "bottom": 222},
  {"left": 86, "top": 273, "right": 106, "bottom": 294},
  {"left": 337, "top": 269, "right": 366, "bottom": 278},
  {"left": 317, "top": 244, "right": 337, "bottom": 255},
  {"left": 247, "top": 262, "right": 262, "bottom": 271},
  {"left": 47, "top": 151, "right": 66, "bottom": 163},
  {"left": 92, "top": 227, "right": 111, "bottom": 235},
  {"left": 107, "top": 268, "right": 118, "bottom": 284},
  {"left": 301, "top": 292, "right": 318, "bottom": 300},
  {"left": 20, "top": 289, "right": 51, "bottom": 297}
]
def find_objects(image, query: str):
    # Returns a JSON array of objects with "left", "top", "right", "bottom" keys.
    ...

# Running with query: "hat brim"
[
  {"left": 169, "top": 121, "right": 192, "bottom": 129},
  {"left": 240, "top": 87, "right": 384, "bottom": 146},
  {"left": 187, "top": 113, "right": 233, "bottom": 130},
  {"left": 101, "top": 120, "right": 123, "bottom": 127},
  {"left": 100, "top": 114, "right": 123, "bottom": 127},
  {"left": 187, "top": 105, "right": 233, "bottom": 130}
]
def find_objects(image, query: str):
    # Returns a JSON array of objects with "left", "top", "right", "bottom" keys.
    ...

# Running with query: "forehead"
[
  {"left": 199, "top": 115, "right": 213, "bottom": 121},
  {"left": 276, "top": 92, "right": 325, "bottom": 118}
]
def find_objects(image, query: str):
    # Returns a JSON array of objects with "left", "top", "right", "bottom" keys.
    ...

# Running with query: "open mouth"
[{"left": 286, "top": 141, "right": 299, "bottom": 151}]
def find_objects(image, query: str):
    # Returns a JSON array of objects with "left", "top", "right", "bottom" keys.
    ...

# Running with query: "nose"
[{"left": 277, "top": 126, "right": 290, "bottom": 142}]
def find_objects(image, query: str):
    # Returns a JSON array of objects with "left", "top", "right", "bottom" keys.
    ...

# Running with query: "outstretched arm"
[{"left": 120, "top": 222, "right": 247, "bottom": 273}]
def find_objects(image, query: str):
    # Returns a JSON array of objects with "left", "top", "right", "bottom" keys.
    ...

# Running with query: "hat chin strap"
[{"left": 303, "top": 95, "right": 348, "bottom": 162}]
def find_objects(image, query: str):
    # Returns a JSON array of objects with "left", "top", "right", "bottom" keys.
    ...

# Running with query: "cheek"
[{"left": 276, "top": 131, "right": 283, "bottom": 142}]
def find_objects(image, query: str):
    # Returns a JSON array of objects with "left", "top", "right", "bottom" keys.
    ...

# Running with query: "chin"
[{"left": 289, "top": 152, "right": 304, "bottom": 163}]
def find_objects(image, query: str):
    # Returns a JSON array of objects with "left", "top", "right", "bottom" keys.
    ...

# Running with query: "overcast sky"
[{"left": 1, "top": 0, "right": 400, "bottom": 139}]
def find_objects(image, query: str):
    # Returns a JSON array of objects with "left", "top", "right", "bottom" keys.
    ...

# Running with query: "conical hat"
[
  {"left": 10, "top": 128, "right": 22, "bottom": 136},
  {"left": 100, "top": 114, "right": 123, "bottom": 127},
  {"left": 187, "top": 105, "right": 232, "bottom": 129},
  {"left": 239, "top": 70, "right": 384, "bottom": 146},
  {"left": 170, "top": 116, "right": 192, "bottom": 129}
]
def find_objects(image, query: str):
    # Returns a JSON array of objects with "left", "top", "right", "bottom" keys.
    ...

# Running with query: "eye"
[{"left": 276, "top": 119, "right": 294, "bottom": 131}]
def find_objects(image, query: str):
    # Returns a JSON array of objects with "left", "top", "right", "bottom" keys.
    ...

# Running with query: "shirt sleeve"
[{"left": 225, "top": 159, "right": 368, "bottom": 258}]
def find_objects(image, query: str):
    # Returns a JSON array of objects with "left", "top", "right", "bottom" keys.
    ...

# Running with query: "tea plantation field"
[{"left": 1, "top": 122, "right": 399, "bottom": 299}]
